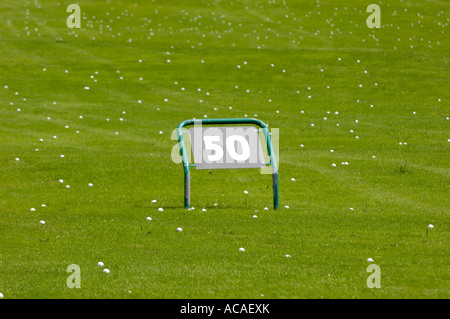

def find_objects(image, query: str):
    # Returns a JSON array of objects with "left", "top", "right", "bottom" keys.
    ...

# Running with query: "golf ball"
[
  {"left": 103, "top": 268, "right": 110, "bottom": 274},
  {"left": 39, "top": 220, "right": 45, "bottom": 225},
  {"left": 367, "top": 258, "right": 374, "bottom": 262},
  {"left": 97, "top": 262, "right": 104, "bottom": 267},
  {"left": 428, "top": 224, "right": 434, "bottom": 229},
  {"left": 239, "top": 247, "right": 245, "bottom": 252},
  {"left": 177, "top": 227, "right": 183, "bottom": 232},
  {"left": 158, "top": 208, "right": 163, "bottom": 212},
  {"left": 0, "top": 293, "right": 3, "bottom": 298}
]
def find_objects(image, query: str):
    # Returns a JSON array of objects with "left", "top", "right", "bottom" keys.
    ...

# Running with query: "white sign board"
[{"left": 188, "top": 126, "right": 266, "bottom": 169}]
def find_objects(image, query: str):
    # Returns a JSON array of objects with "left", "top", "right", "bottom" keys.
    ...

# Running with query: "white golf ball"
[
  {"left": 243, "top": 190, "right": 248, "bottom": 194},
  {"left": 30, "top": 208, "right": 36, "bottom": 212},
  {"left": 146, "top": 217, "right": 152, "bottom": 221},
  {"left": 0, "top": 292, "right": 3, "bottom": 298},
  {"left": 239, "top": 247, "right": 245, "bottom": 252},
  {"left": 177, "top": 227, "right": 183, "bottom": 232},
  {"left": 285, "top": 254, "right": 291, "bottom": 258},
  {"left": 367, "top": 258, "right": 374, "bottom": 262},
  {"left": 97, "top": 262, "right": 104, "bottom": 267},
  {"left": 428, "top": 224, "right": 434, "bottom": 229},
  {"left": 103, "top": 268, "right": 110, "bottom": 274},
  {"left": 39, "top": 220, "right": 45, "bottom": 225},
  {"left": 158, "top": 208, "right": 163, "bottom": 212},
  {"left": 88, "top": 183, "right": 93, "bottom": 187}
]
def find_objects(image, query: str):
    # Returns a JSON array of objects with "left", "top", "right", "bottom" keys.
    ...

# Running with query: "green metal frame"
[{"left": 177, "top": 118, "right": 279, "bottom": 210}]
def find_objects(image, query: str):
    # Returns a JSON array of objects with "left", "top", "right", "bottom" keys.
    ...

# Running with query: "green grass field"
[{"left": 0, "top": 0, "right": 448, "bottom": 299}]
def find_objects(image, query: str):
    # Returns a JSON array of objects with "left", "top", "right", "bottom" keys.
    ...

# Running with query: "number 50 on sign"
[{"left": 189, "top": 126, "right": 267, "bottom": 169}]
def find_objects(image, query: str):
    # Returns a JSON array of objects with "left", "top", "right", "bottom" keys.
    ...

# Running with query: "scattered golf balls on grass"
[{"left": 2, "top": 2, "right": 447, "bottom": 299}]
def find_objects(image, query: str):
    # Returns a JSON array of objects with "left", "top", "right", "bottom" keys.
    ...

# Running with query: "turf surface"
[{"left": 0, "top": 0, "right": 448, "bottom": 298}]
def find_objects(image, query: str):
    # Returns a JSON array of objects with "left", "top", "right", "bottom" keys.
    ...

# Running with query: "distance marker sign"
[
  {"left": 177, "top": 118, "right": 279, "bottom": 210},
  {"left": 189, "top": 126, "right": 266, "bottom": 170}
]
